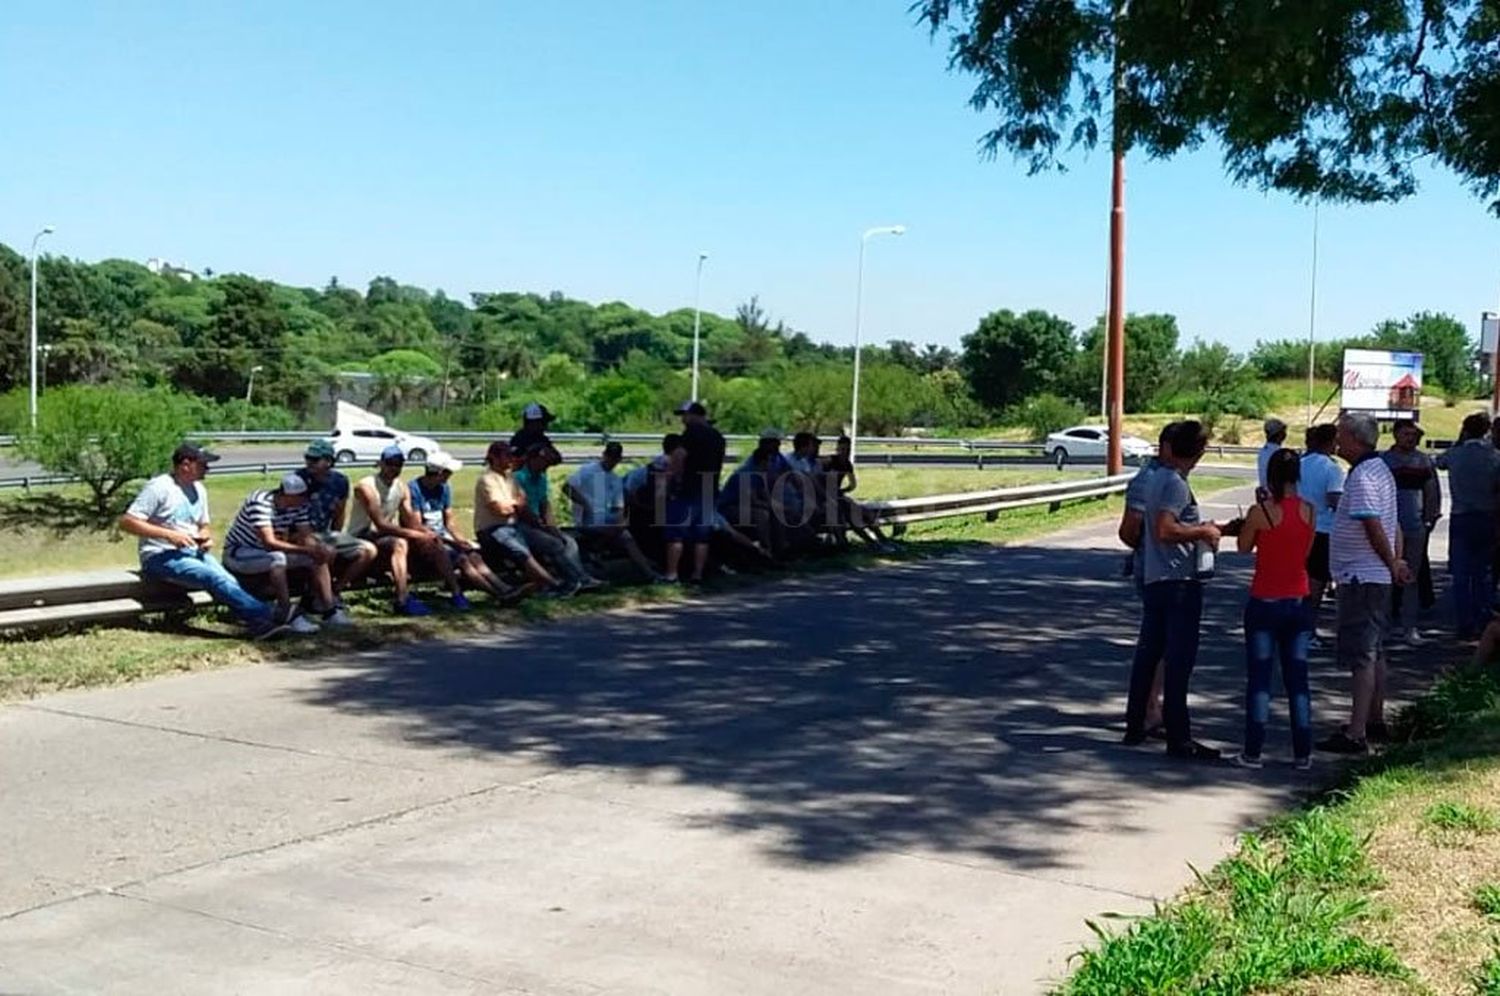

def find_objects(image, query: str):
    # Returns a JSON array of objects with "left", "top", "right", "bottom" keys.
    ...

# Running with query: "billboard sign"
[{"left": 1341, "top": 349, "right": 1423, "bottom": 421}]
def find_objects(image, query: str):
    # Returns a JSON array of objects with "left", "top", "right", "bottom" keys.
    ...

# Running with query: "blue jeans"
[
  {"left": 1449, "top": 512, "right": 1494, "bottom": 637},
  {"left": 141, "top": 549, "right": 272, "bottom": 624},
  {"left": 1243, "top": 597, "right": 1313, "bottom": 760},
  {"left": 1125, "top": 580, "right": 1203, "bottom": 747}
]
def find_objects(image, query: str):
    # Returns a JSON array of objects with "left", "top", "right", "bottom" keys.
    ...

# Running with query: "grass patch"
[
  {"left": 1423, "top": 801, "right": 1497, "bottom": 836},
  {"left": 1062, "top": 810, "right": 1404, "bottom": 995},
  {"left": 1058, "top": 663, "right": 1500, "bottom": 994},
  {"left": 1472, "top": 884, "right": 1500, "bottom": 920}
]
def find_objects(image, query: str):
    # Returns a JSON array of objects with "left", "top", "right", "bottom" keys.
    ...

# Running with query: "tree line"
[{"left": 0, "top": 242, "right": 1477, "bottom": 441}]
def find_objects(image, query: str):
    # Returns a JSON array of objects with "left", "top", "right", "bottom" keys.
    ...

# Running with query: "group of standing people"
[{"left": 1117, "top": 412, "right": 1423, "bottom": 768}]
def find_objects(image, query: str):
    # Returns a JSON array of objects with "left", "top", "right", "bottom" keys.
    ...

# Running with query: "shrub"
[
  {"left": 18, "top": 386, "right": 193, "bottom": 520},
  {"left": 1017, "top": 393, "right": 1084, "bottom": 442}
]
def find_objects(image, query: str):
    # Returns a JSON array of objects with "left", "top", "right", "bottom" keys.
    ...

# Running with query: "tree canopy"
[{"left": 918, "top": 0, "right": 1500, "bottom": 212}]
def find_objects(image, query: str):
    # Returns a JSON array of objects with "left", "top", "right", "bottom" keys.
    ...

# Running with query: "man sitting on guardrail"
[
  {"left": 406, "top": 454, "right": 523, "bottom": 605},
  {"left": 474, "top": 441, "right": 568, "bottom": 595},
  {"left": 297, "top": 439, "right": 377, "bottom": 604},
  {"left": 222, "top": 473, "right": 344, "bottom": 634},
  {"left": 564, "top": 442, "right": 665, "bottom": 582},
  {"left": 349, "top": 445, "right": 453, "bottom": 616},
  {"left": 515, "top": 443, "right": 605, "bottom": 590},
  {"left": 119, "top": 442, "right": 288, "bottom": 640},
  {"left": 820, "top": 435, "right": 897, "bottom": 553}
]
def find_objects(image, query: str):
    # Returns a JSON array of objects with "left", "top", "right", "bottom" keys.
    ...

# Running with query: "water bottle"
[{"left": 1194, "top": 538, "right": 1216, "bottom": 579}]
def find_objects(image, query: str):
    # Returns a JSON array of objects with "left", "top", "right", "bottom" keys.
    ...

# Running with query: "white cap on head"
[
  {"left": 279, "top": 472, "right": 309, "bottom": 496},
  {"left": 426, "top": 452, "right": 463, "bottom": 474},
  {"left": 759, "top": 427, "right": 783, "bottom": 442}
]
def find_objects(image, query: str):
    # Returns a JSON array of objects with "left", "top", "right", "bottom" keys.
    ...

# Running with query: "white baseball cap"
[
  {"left": 279, "top": 472, "right": 309, "bottom": 496},
  {"left": 426, "top": 453, "right": 464, "bottom": 474}
]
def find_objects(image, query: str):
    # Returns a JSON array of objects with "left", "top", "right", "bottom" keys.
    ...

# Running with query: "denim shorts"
[{"left": 664, "top": 495, "right": 713, "bottom": 543}]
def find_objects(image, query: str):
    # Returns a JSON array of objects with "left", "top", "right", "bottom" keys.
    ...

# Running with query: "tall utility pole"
[
  {"left": 1104, "top": 0, "right": 1127, "bottom": 476},
  {"left": 29, "top": 225, "right": 55, "bottom": 431},
  {"left": 849, "top": 225, "right": 906, "bottom": 466},
  {"left": 1306, "top": 198, "right": 1320, "bottom": 428},
  {"left": 690, "top": 252, "right": 708, "bottom": 402}
]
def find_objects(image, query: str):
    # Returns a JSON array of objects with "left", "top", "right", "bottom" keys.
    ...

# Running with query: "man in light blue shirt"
[{"left": 1299, "top": 423, "right": 1345, "bottom": 631}]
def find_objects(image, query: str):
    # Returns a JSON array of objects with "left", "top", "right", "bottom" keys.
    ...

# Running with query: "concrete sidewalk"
[{"left": 0, "top": 485, "right": 1449, "bottom": 994}]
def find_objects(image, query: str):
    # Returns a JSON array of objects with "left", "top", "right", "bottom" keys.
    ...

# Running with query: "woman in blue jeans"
[{"left": 1235, "top": 449, "right": 1316, "bottom": 769}]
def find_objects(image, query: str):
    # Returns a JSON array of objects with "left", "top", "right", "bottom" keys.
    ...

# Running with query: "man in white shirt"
[
  {"left": 1256, "top": 417, "right": 1288, "bottom": 495},
  {"left": 1318, "top": 413, "right": 1410, "bottom": 755},
  {"left": 564, "top": 442, "right": 664, "bottom": 582},
  {"left": 118, "top": 442, "right": 283, "bottom": 639}
]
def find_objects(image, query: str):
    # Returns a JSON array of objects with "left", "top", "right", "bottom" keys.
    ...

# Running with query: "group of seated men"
[{"left": 117, "top": 400, "right": 894, "bottom": 639}]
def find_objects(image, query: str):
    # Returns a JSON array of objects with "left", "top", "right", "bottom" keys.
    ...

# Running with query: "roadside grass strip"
[{"left": 1058, "top": 665, "right": 1500, "bottom": 995}]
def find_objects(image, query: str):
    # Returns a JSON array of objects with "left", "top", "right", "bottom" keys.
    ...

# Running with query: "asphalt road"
[
  {"left": 0, "top": 483, "right": 1447, "bottom": 994},
  {"left": 0, "top": 442, "right": 1259, "bottom": 482}
]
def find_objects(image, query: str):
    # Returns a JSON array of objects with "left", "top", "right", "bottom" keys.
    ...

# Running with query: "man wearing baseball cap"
[
  {"left": 406, "top": 453, "right": 522, "bottom": 605},
  {"left": 1257, "top": 418, "right": 1289, "bottom": 495},
  {"left": 298, "top": 438, "right": 378, "bottom": 602},
  {"left": 510, "top": 401, "right": 561, "bottom": 467},
  {"left": 222, "top": 472, "right": 344, "bottom": 633},
  {"left": 664, "top": 400, "right": 725, "bottom": 582},
  {"left": 119, "top": 441, "right": 286, "bottom": 639},
  {"left": 349, "top": 445, "right": 455, "bottom": 615}
]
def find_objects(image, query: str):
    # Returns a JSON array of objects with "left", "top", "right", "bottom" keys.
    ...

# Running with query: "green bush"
[
  {"left": 18, "top": 386, "right": 194, "bottom": 519},
  {"left": 1017, "top": 393, "right": 1084, "bottom": 442}
]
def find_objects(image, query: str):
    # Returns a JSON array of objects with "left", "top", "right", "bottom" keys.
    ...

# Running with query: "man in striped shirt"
[
  {"left": 1319, "top": 413, "right": 1410, "bottom": 755},
  {"left": 223, "top": 472, "right": 346, "bottom": 633}
]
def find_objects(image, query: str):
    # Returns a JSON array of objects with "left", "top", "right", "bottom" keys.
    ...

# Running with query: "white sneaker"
[
  {"left": 287, "top": 614, "right": 321, "bottom": 635},
  {"left": 1403, "top": 628, "right": 1424, "bottom": 645},
  {"left": 323, "top": 607, "right": 354, "bottom": 628}
]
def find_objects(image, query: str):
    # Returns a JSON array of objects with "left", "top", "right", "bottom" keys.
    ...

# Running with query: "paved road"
[
  {"left": 0, "top": 442, "right": 1259, "bottom": 481},
  {"left": 0, "top": 484, "right": 1447, "bottom": 994}
]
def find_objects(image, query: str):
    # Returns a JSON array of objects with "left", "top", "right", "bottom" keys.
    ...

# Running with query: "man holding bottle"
[{"left": 1123, "top": 420, "right": 1224, "bottom": 762}]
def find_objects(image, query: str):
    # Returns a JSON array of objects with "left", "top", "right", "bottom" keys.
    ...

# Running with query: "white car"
[
  {"left": 1045, "top": 426, "right": 1155, "bottom": 468},
  {"left": 323, "top": 426, "right": 441, "bottom": 465}
]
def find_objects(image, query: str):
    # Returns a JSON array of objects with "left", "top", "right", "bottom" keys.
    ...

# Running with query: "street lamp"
[
  {"left": 242, "top": 366, "right": 264, "bottom": 432},
  {"left": 29, "top": 225, "right": 55, "bottom": 430},
  {"left": 690, "top": 251, "right": 709, "bottom": 402},
  {"left": 849, "top": 225, "right": 906, "bottom": 465}
]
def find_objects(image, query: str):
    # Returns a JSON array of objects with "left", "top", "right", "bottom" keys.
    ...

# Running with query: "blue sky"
[{"left": 4, "top": 0, "right": 1496, "bottom": 355}]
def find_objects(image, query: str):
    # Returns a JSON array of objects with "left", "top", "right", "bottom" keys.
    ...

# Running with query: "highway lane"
[{"left": 0, "top": 443, "right": 1258, "bottom": 483}]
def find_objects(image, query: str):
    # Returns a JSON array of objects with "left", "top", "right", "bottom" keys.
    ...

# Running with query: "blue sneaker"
[
  {"left": 396, "top": 596, "right": 432, "bottom": 617},
  {"left": 450, "top": 593, "right": 472, "bottom": 611}
]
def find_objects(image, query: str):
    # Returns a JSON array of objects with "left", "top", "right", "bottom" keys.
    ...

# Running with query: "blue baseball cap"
[{"left": 379, "top": 444, "right": 406, "bottom": 462}]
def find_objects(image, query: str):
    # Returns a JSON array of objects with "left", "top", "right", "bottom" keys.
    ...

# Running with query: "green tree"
[
  {"left": 368, "top": 349, "right": 442, "bottom": 414},
  {"left": 1074, "top": 313, "right": 1180, "bottom": 412},
  {"left": 19, "top": 386, "right": 192, "bottom": 519},
  {"left": 918, "top": 1, "right": 1500, "bottom": 212},
  {"left": 960, "top": 308, "right": 1075, "bottom": 411},
  {"left": 1373, "top": 312, "right": 1474, "bottom": 394}
]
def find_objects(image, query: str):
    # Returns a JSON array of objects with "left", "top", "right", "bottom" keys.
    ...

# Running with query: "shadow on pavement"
[{"left": 298, "top": 543, "right": 1450, "bottom": 871}]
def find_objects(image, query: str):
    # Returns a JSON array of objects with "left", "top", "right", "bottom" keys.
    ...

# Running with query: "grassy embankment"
[
  {"left": 1059, "top": 662, "right": 1500, "bottom": 995},
  {"left": 0, "top": 465, "right": 1232, "bottom": 701}
]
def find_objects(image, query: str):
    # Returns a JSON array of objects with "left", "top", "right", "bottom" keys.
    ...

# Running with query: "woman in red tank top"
[{"left": 1233, "top": 448, "right": 1315, "bottom": 769}]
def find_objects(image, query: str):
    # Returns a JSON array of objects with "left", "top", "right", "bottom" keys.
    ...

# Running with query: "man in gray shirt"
[
  {"left": 1123, "top": 420, "right": 1223, "bottom": 761},
  {"left": 1116, "top": 422, "right": 1180, "bottom": 739},
  {"left": 1436, "top": 412, "right": 1500, "bottom": 638}
]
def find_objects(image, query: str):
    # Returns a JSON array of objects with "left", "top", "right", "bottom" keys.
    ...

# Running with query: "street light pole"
[
  {"left": 690, "top": 252, "right": 708, "bottom": 402},
  {"left": 242, "top": 366, "right": 263, "bottom": 432},
  {"left": 29, "top": 225, "right": 55, "bottom": 430},
  {"left": 850, "top": 225, "right": 906, "bottom": 465},
  {"left": 1306, "top": 197, "right": 1320, "bottom": 428}
]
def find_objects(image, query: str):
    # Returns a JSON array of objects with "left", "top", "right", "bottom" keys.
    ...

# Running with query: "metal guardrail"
[{"left": 0, "top": 472, "right": 1135, "bottom": 632}]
